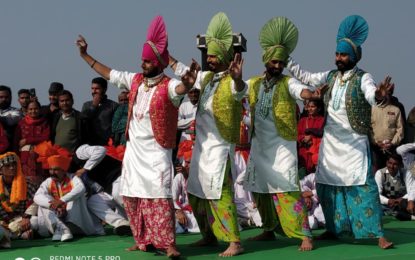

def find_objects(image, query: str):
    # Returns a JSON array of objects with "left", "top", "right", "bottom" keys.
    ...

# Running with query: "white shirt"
[
  {"left": 109, "top": 69, "right": 183, "bottom": 198},
  {"left": 243, "top": 76, "right": 308, "bottom": 193},
  {"left": 177, "top": 98, "right": 197, "bottom": 141},
  {"left": 174, "top": 62, "right": 245, "bottom": 199},
  {"left": 34, "top": 174, "right": 86, "bottom": 208},
  {"left": 287, "top": 57, "right": 377, "bottom": 186},
  {"left": 396, "top": 143, "right": 415, "bottom": 174},
  {"left": 374, "top": 168, "right": 415, "bottom": 204},
  {"left": 172, "top": 173, "right": 189, "bottom": 210}
]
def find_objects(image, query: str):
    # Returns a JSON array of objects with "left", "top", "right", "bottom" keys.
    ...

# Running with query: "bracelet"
[
  {"left": 90, "top": 59, "right": 97, "bottom": 68},
  {"left": 169, "top": 59, "right": 178, "bottom": 68}
]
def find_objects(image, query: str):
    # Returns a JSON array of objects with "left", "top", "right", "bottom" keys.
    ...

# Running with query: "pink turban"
[{"left": 142, "top": 16, "right": 169, "bottom": 69}]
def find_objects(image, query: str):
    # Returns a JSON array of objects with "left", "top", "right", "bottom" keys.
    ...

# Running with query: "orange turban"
[{"left": 47, "top": 155, "right": 71, "bottom": 171}]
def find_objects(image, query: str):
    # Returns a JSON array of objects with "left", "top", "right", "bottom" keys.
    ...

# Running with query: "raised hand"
[
  {"left": 228, "top": 53, "right": 244, "bottom": 81},
  {"left": 181, "top": 59, "right": 200, "bottom": 88},
  {"left": 376, "top": 76, "right": 395, "bottom": 100},
  {"left": 76, "top": 35, "right": 88, "bottom": 56}
]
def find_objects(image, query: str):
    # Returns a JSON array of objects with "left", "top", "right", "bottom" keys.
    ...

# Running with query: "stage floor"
[{"left": 3, "top": 216, "right": 415, "bottom": 260}]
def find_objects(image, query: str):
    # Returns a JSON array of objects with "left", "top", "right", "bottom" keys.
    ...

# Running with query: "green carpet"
[{"left": 2, "top": 217, "right": 415, "bottom": 260}]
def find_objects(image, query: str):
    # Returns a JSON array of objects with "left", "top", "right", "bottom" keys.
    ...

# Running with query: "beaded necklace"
[
  {"left": 134, "top": 74, "right": 163, "bottom": 120},
  {"left": 258, "top": 76, "right": 278, "bottom": 119},
  {"left": 332, "top": 68, "right": 357, "bottom": 111},
  {"left": 199, "top": 71, "right": 228, "bottom": 114}
]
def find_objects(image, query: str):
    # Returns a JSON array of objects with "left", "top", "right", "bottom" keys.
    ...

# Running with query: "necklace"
[
  {"left": 332, "top": 68, "right": 357, "bottom": 111},
  {"left": 143, "top": 76, "right": 163, "bottom": 92},
  {"left": 199, "top": 71, "right": 228, "bottom": 114},
  {"left": 258, "top": 76, "right": 278, "bottom": 119}
]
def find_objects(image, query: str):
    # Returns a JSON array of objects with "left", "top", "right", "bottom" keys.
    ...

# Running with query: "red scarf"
[{"left": 24, "top": 115, "right": 46, "bottom": 126}]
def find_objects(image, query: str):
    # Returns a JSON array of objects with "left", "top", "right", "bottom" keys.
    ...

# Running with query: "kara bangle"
[{"left": 90, "top": 59, "right": 97, "bottom": 68}]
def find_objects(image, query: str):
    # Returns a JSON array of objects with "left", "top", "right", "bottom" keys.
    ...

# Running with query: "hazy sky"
[{"left": 1, "top": 0, "right": 414, "bottom": 113}]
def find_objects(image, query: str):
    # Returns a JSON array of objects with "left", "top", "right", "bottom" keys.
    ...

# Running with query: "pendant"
[
  {"left": 264, "top": 88, "right": 270, "bottom": 93},
  {"left": 144, "top": 86, "right": 149, "bottom": 92}
]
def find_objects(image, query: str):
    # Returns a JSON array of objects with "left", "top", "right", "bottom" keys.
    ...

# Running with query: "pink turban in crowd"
[{"left": 141, "top": 15, "right": 169, "bottom": 69}]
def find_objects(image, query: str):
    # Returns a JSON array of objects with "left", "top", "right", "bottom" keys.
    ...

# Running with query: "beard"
[
  {"left": 266, "top": 67, "right": 283, "bottom": 78},
  {"left": 336, "top": 60, "right": 355, "bottom": 72}
]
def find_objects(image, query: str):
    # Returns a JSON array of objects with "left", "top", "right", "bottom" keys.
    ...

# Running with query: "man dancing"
[
  {"left": 287, "top": 15, "right": 394, "bottom": 249},
  {"left": 76, "top": 16, "right": 195, "bottom": 257}
]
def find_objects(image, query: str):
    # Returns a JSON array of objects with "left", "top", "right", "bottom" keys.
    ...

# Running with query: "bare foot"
[
  {"left": 298, "top": 237, "right": 313, "bottom": 251},
  {"left": 125, "top": 245, "right": 140, "bottom": 251},
  {"left": 378, "top": 237, "right": 393, "bottom": 249},
  {"left": 315, "top": 231, "right": 337, "bottom": 240},
  {"left": 189, "top": 237, "right": 218, "bottom": 247},
  {"left": 247, "top": 231, "right": 276, "bottom": 241},
  {"left": 219, "top": 242, "right": 244, "bottom": 257},
  {"left": 166, "top": 245, "right": 181, "bottom": 258}
]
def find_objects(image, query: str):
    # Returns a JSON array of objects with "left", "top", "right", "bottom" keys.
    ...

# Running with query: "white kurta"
[
  {"left": 174, "top": 62, "right": 245, "bottom": 199},
  {"left": 34, "top": 174, "right": 104, "bottom": 236},
  {"left": 109, "top": 70, "right": 183, "bottom": 198},
  {"left": 172, "top": 173, "right": 199, "bottom": 233},
  {"left": 243, "top": 77, "right": 307, "bottom": 193},
  {"left": 287, "top": 58, "right": 377, "bottom": 186},
  {"left": 177, "top": 98, "right": 197, "bottom": 141}
]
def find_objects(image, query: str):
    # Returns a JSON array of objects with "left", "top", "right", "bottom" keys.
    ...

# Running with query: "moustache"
[{"left": 336, "top": 61, "right": 346, "bottom": 67}]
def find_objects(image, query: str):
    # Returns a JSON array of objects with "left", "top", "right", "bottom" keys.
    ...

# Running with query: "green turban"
[
  {"left": 206, "top": 12, "right": 234, "bottom": 64},
  {"left": 259, "top": 17, "right": 298, "bottom": 64}
]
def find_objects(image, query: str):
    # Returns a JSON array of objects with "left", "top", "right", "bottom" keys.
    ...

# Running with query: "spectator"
[
  {"left": 405, "top": 106, "right": 415, "bottom": 143},
  {"left": 33, "top": 151, "right": 105, "bottom": 242},
  {"left": 0, "top": 152, "right": 38, "bottom": 241},
  {"left": 111, "top": 91, "right": 129, "bottom": 146},
  {"left": 0, "top": 85, "right": 22, "bottom": 148},
  {"left": 371, "top": 97, "right": 404, "bottom": 170},
  {"left": 177, "top": 88, "right": 200, "bottom": 142},
  {"left": 40, "top": 82, "right": 64, "bottom": 121},
  {"left": 73, "top": 144, "right": 131, "bottom": 236},
  {"left": 0, "top": 123, "right": 9, "bottom": 154},
  {"left": 51, "top": 90, "right": 87, "bottom": 153},
  {"left": 297, "top": 100, "right": 325, "bottom": 174},
  {"left": 17, "top": 89, "right": 31, "bottom": 116},
  {"left": 374, "top": 154, "right": 415, "bottom": 221},
  {"left": 81, "top": 77, "right": 118, "bottom": 145},
  {"left": 300, "top": 172, "right": 326, "bottom": 229},
  {"left": 14, "top": 100, "right": 50, "bottom": 186}
]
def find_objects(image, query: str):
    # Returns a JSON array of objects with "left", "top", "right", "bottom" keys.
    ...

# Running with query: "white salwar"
[
  {"left": 34, "top": 174, "right": 105, "bottom": 237},
  {"left": 174, "top": 62, "right": 245, "bottom": 199},
  {"left": 109, "top": 70, "right": 183, "bottom": 198},
  {"left": 287, "top": 58, "right": 377, "bottom": 186},
  {"left": 172, "top": 173, "right": 199, "bottom": 233},
  {"left": 75, "top": 144, "right": 129, "bottom": 227},
  {"left": 243, "top": 77, "right": 308, "bottom": 193}
]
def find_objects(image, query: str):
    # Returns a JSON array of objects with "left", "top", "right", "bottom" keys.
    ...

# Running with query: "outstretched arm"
[{"left": 76, "top": 35, "right": 111, "bottom": 80}]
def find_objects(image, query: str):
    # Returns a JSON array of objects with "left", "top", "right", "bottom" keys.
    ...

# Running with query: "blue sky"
[{"left": 1, "top": 0, "right": 413, "bottom": 113}]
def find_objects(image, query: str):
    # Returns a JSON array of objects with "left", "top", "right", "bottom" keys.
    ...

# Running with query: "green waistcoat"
[
  {"left": 248, "top": 75, "right": 297, "bottom": 141},
  {"left": 325, "top": 69, "right": 371, "bottom": 135},
  {"left": 201, "top": 72, "right": 242, "bottom": 144}
]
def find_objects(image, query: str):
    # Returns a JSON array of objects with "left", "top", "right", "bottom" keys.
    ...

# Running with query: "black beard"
[{"left": 336, "top": 61, "right": 355, "bottom": 72}]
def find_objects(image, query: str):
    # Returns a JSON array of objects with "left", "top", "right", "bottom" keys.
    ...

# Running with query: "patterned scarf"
[
  {"left": 48, "top": 175, "right": 73, "bottom": 200},
  {"left": 0, "top": 152, "right": 27, "bottom": 213}
]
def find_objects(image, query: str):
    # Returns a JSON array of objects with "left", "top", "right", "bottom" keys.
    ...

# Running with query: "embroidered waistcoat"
[
  {"left": 201, "top": 72, "right": 242, "bottom": 144},
  {"left": 248, "top": 75, "right": 297, "bottom": 141},
  {"left": 126, "top": 73, "right": 178, "bottom": 149},
  {"left": 325, "top": 69, "right": 371, "bottom": 135}
]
